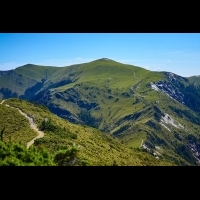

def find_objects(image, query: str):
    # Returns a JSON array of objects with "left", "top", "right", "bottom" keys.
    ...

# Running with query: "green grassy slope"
[
  {"left": 188, "top": 75, "right": 200, "bottom": 86},
  {"left": 0, "top": 64, "right": 61, "bottom": 97},
  {"left": 0, "top": 102, "right": 37, "bottom": 145},
  {"left": 29, "top": 59, "right": 200, "bottom": 165},
  {"left": 1, "top": 59, "right": 200, "bottom": 165},
  {"left": 34, "top": 59, "right": 165, "bottom": 124},
  {"left": 1, "top": 98, "right": 174, "bottom": 166}
]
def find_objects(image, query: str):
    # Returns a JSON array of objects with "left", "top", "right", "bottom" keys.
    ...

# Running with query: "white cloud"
[
  {"left": 165, "top": 51, "right": 184, "bottom": 55},
  {"left": 167, "top": 59, "right": 171, "bottom": 65},
  {"left": 0, "top": 58, "right": 97, "bottom": 70},
  {"left": 35, "top": 59, "right": 75, "bottom": 67},
  {"left": 0, "top": 58, "right": 156, "bottom": 71},
  {"left": 0, "top": 62, "right": 25, "bottom": 71},
  {"left": 154, "top": 67, "right": 161, "bottom": 71},
  {"left": 75, "top": 57, "right": 83, "bottom": 60},
  {"left": 143, "top": 66, "right": 150, "bottom": 70}
]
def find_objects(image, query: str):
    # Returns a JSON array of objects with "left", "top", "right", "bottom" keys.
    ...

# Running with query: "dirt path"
[
  {"left": 135, "top": 133, "right": 143, "bottom": 148},
  {"left": 127, "top": 126, "right": 144, "bottom": 148},
  {"left": 0, "top": 100, "right": 5, "bottom": 104},
  {"left": 126, "top": 65, "right": 138, "bottom": 84},
  {"left": 1, "top": 100, "right": 44, "bottom": 149},
  {"left": 125, "top": 66, "right": 146, "bottom": 105},
  {"left": 139, "top": 137, "right": 144, "bottom": 148}
]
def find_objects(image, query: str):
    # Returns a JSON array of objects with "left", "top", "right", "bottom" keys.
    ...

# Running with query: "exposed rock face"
[
  {"left": 187, "top": 135, "right": 200, "bottom": 164},
  {"left": 151, "top": 80, "right": 185, "bottom": 104},
  {"left": 188, "top": 142, "right": 200, "bottom": 164},
  {"left": 159, "top": 112, "right": 184, "bottom": 132}
]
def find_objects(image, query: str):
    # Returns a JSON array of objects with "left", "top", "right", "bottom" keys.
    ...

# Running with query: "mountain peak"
[
  {"left": 23, "top": 64, "right": 35, "bottom": 66},
  {"left": 99, "top": 58, "right": 112, "bottom": 61}
]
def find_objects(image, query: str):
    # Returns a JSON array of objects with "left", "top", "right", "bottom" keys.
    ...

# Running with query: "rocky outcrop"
[
  {"left": 151, "top": 80, "right": 185, "bottom": 104},
  {"left": 188, "top": 142, "right": 200, "bottom": 164}
]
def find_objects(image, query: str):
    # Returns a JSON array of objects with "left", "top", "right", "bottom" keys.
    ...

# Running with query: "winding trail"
[
  {"left": 127, "top": 126, "right": 144, "bottom": 148},
  {"left": 132, "top": 129, "right": 143, "bottom": 148},
  {"left": 136, "top": 133, "right": 144, "bottom": 148},
  {"left": 0, "top": 100, "right": 44, "bottom": 149},
  {"left": 126, "top": 65, "right": 138, "bottom": 84},
  {"left": 0, "top": 100, "right": 5, "bottom": 104},
  {"left": 125, "top": 65, "right": 146, "bottom": 105}
]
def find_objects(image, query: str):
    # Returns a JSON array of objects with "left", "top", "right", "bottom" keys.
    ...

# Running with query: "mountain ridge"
[{"left": 1, "top": 58, "right": 200, "bottom": 165}]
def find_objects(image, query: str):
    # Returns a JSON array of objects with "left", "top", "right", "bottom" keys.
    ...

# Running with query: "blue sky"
[{"left": 0, "top": 33, "right": 200, "bottom": 77}]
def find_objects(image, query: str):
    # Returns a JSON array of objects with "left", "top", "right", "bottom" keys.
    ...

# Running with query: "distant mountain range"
[{"left": 1, "top": 58, "right": 200, "bottom": 165}]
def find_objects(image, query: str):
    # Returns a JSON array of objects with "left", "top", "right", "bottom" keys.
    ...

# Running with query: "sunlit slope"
[
  {"left": 31, "top": 59, "right": 200, "bottom": 165},
  {"left": 3, "top": 98, "right": 174, "bottom": 166},
  {"left": 1, "top": 59, "right": 200, "bottom": 165},
  {"left": 0, "top": 64, "right": 60, "bottom": 97}
]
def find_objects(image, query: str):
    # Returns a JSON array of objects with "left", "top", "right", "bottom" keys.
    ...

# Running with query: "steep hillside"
[
  {"left": 0, "top": 64, "right": 60, "bottom": 99},
  {"left": 188, "top": 75, "right": 200, "bottom": 87},
  {"left": 32, "top": 60, "right": 200, "bottom": 165},
  {"left": 0, "top": 98, "right": 172, "bottom": 166},
  {"left": 0, "top": 100, "right": 37, "bottom": 145},
  {"left": 1, "top": 59, "right": 200, "bottom": 165}
]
